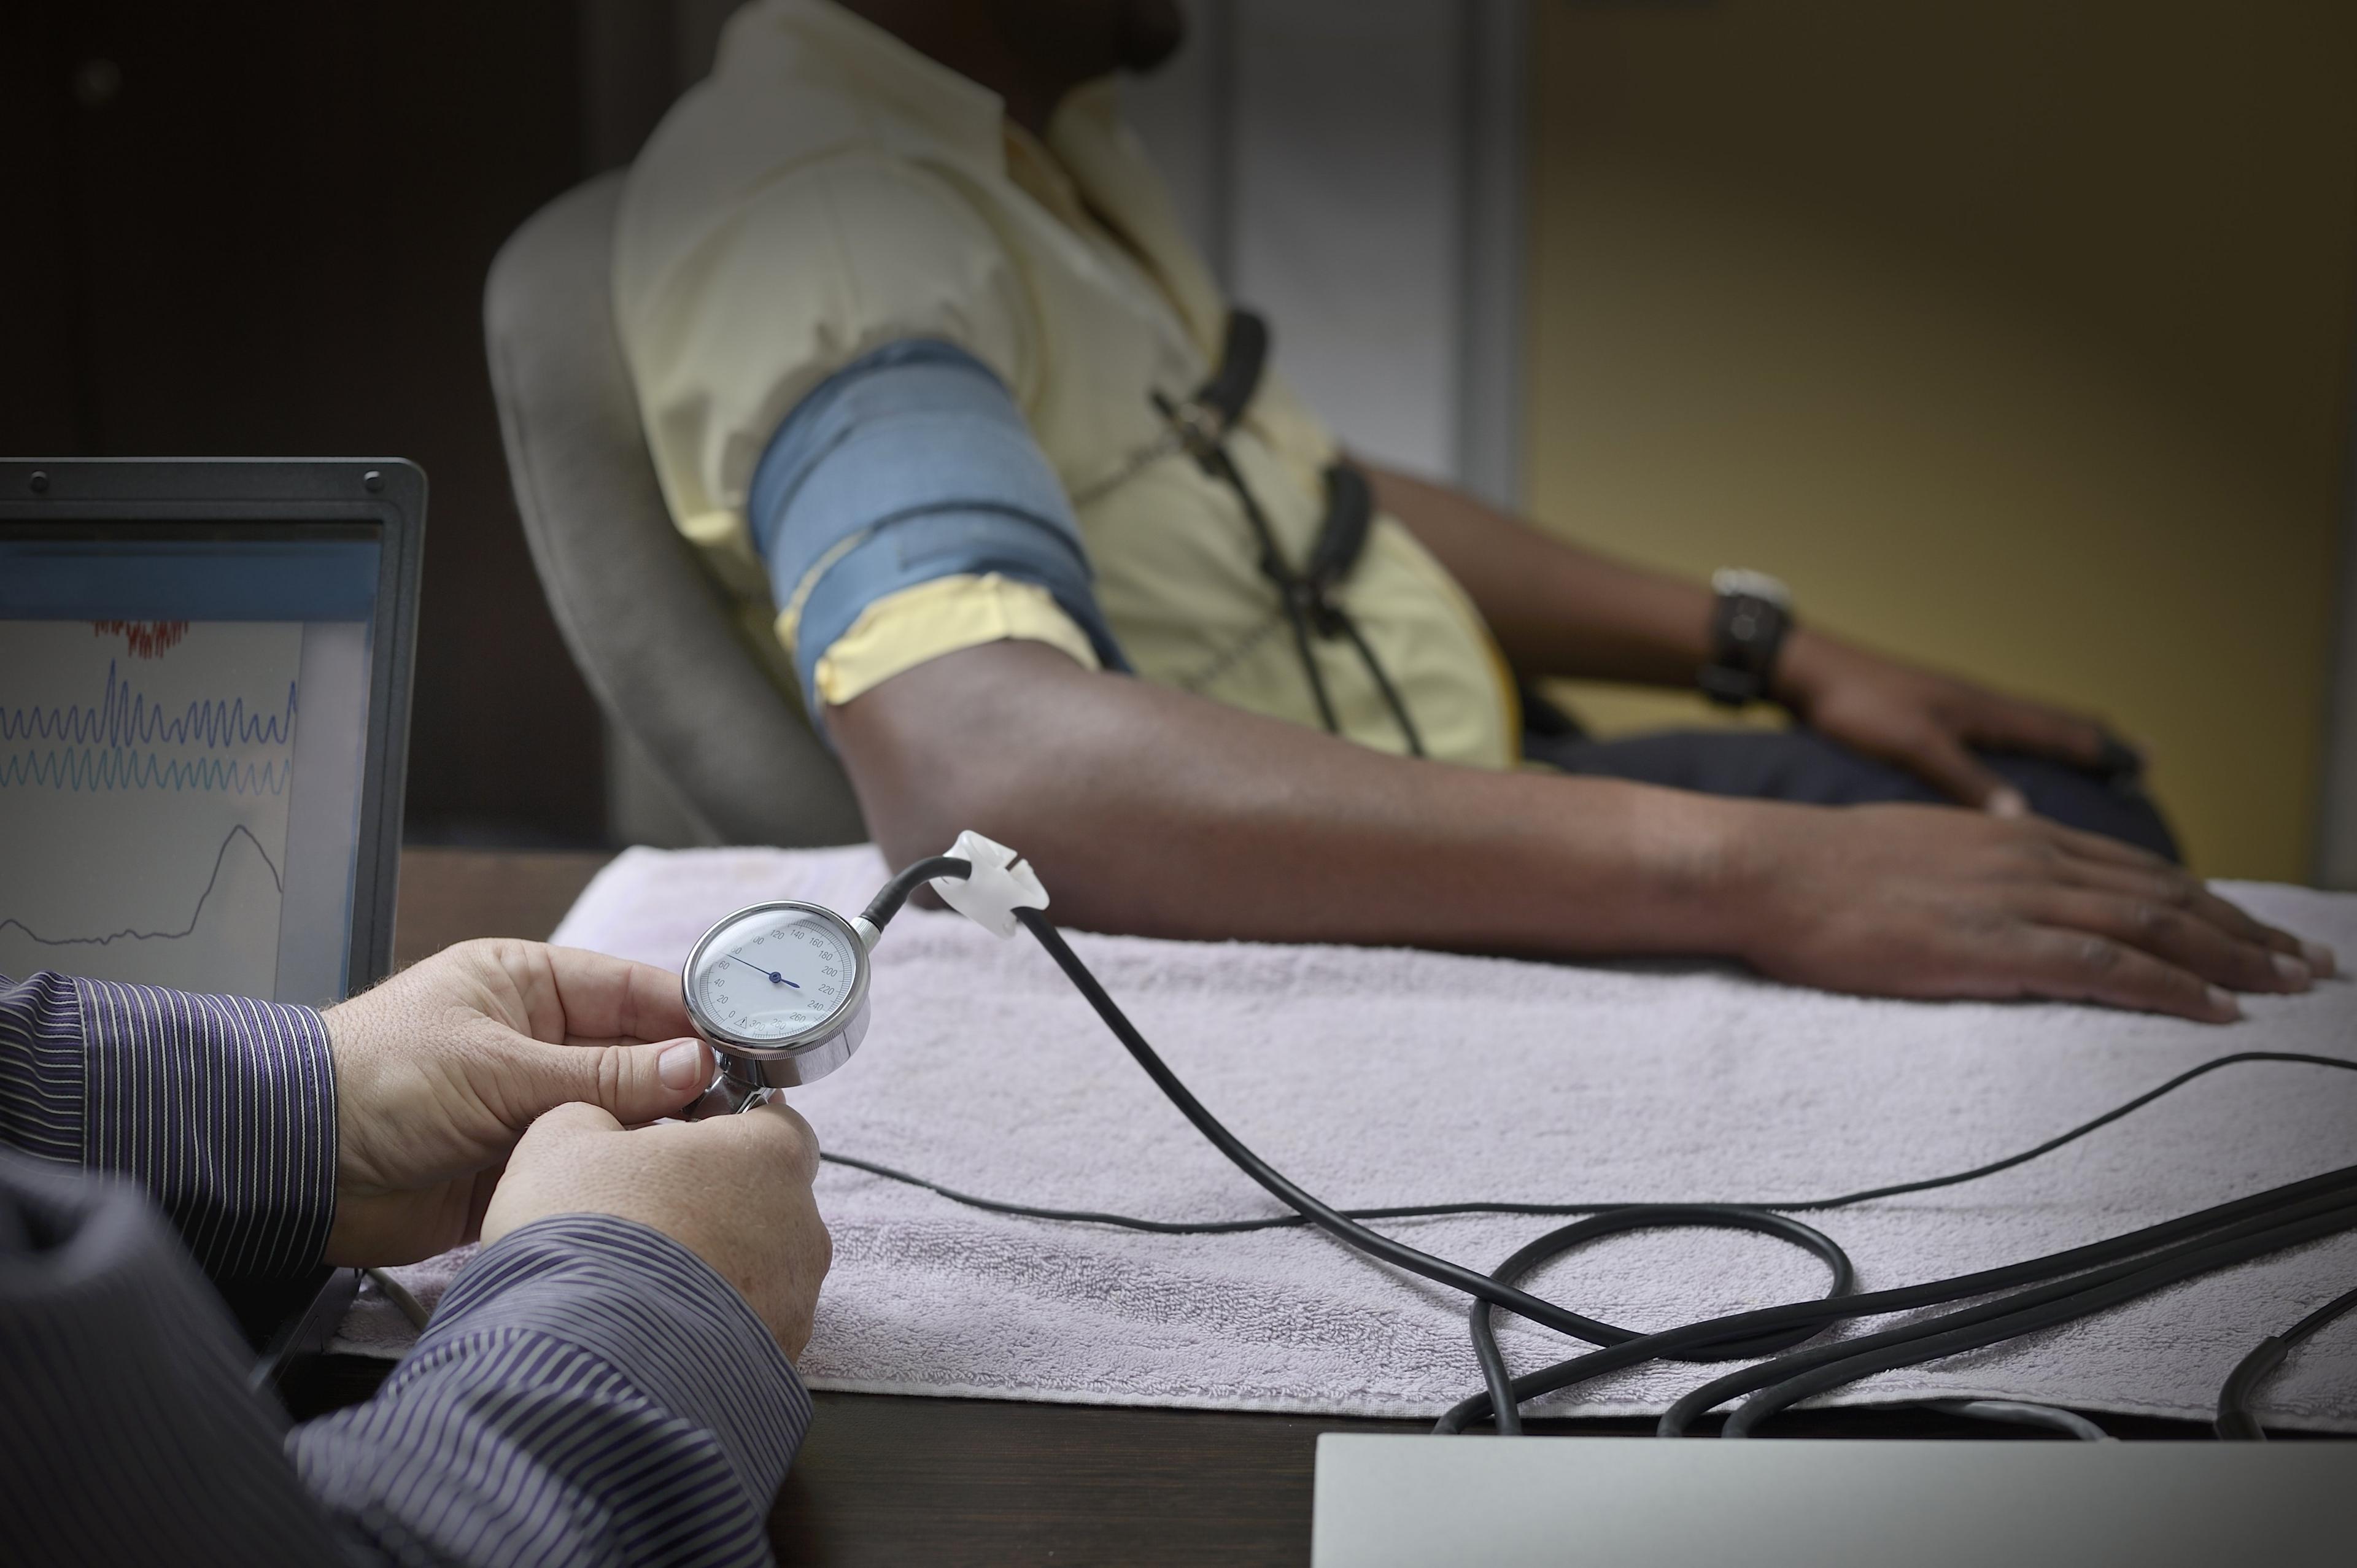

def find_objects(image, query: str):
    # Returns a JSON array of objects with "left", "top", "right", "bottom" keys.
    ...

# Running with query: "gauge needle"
[{"left": 729, "top": 954, "right": 800, "bottom": 987}]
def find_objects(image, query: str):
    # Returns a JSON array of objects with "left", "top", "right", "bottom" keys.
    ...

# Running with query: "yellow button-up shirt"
[{"left": 615, "top": 0, "right": 1517, "bottom": 767}]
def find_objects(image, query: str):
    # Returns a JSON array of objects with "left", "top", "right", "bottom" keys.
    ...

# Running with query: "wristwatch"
[{"left": 1699, "top": 568, "right": 1794, "bottom": 708}]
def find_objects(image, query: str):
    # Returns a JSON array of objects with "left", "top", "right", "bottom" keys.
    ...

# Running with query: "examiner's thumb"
[{"left": 533, "top": 1037, "right": 716, "bottom": 1126}]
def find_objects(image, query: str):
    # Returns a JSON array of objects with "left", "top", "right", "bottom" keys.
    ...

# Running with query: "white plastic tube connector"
[{"left": 931, "top": 829, "right": 1048, "bottom": 938}]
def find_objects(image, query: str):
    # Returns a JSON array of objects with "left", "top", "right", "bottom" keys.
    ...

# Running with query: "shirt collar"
[
  {"left": 1045, "top": 79, "right": 1227, "bottom": 358},
  {"left": 735, "top": 1, "right": 1225, "bottom": 358},
  {"left": 735, "top": 0, "right": 1009, "bottom": 177}
]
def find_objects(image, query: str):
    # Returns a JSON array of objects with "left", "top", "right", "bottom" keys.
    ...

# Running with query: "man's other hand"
[
  {"left": 1738, "top": 803, "right": 2336, "bottom": 1021},
  {"left": 1778, "top": 631, "right": 2116, "bottom": 816},
  {"left": 482, "top": 1100, "right": 831, "bottom": 1358},
  {"left": 322, "top": 940, "right": 714, "bottom": 1265}
]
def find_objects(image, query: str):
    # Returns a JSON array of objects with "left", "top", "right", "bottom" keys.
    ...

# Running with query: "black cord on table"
[
  {"left": 2214, "top": 1280, "right": 2357, "bottom": 1440},
  {"left": 825, "top": 1052, "right": 2357, "bottom": 1231},
  {"left": 846, "top": 878, "right": 2357, "bottom": 1437}
]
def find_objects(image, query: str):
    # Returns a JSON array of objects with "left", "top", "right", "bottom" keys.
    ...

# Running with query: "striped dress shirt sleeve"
[
  {"left": 0, "top": 968, "right": 336, "bottom": 1276},
  {"left": 1, "top": 971, "right": 811, "bottom": 1566}
]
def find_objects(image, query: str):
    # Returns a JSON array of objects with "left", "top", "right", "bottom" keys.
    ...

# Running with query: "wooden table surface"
[{"left": 370, "top": 847, "right": 2227, "bottom": 1566}]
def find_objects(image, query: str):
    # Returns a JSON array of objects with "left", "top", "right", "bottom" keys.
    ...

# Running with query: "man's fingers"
[
  {"left": 1895, "top": 730, "right": 2021, "bottom": 814},
  {"left": 524, "top": 1035, "right": 715, "bottom": 1127},
  {"left": 1959, "top": 697, "right": 2107, "bottom": 768},
  {"left": 2053, "top": 855, "right": 2320, "bottom": 962},
  {"left": 2005, "top": 927, "right": 2240, "bottom": 1022},
  {"left": 2040, "top": 818, "right": 2174, "bottom": 870},
  {"left": 2036, "top": 819, "right": 2332, "bottom": 970},
  {"left": 2027, "top": 889, "right": 2309, "bottom": 995}
]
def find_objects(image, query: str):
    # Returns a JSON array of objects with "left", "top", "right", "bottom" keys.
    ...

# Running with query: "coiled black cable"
[
  {"left": 851, "top": 870, "right": 2357, "bottom": 1437},
  {"left": 1467, "top": 1207, "right": 1856, "bottom": 1437},
  {"left": 2214, "top": 1281, "right": 2357, "bottom": 1440}
]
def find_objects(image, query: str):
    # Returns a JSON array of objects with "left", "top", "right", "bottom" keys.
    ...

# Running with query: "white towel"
[{"left": 336, "top": 846, "right": 2357, "bottom": 1432}]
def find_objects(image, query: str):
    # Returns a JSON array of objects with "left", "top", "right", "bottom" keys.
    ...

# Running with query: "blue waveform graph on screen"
[
  {"left": 0, "top": 655, "right": 298, "bottom": 750},
  {"left": 1, "top": 749, "right": 294, "bottom": 794},
  {"left": 0, "top": 622, "right": 305, "bottom": 997}
]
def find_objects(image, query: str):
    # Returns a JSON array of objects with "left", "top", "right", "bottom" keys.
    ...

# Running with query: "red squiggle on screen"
[{"left": 91, "top": 620, "right": 192, "bottom": 659}]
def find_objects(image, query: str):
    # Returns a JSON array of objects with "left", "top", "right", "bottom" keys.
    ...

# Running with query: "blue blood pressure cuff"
[{"left": 748, "top": 339, "right": 1128, "bottom": 720}]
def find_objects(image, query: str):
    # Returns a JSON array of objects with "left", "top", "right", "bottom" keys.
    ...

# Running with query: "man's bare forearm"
[
  {"left": 1365, "top": 463, "right": 1854, "bottom": 706},
  {"left": 1364, "top": 463, "right": 1727, "bottom": 687},
  {"left": 829, "top": 641, "right": 2321, "bottom": 1021},
  {"left": 830, "top": 641, "right": 1755, "bottom": 956}
]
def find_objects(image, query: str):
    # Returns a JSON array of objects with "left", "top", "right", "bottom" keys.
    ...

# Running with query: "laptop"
[
  {"left": 0, "top": 457, "right": 425, "bottom": 1378},
  {"left": 1312, "top": 1434, "right": 2352, "bottom": 1567}
]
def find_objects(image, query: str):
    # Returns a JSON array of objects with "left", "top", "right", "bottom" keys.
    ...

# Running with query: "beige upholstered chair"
[{"left": 484, "top": 172, "right": 864, "bottom": 849}]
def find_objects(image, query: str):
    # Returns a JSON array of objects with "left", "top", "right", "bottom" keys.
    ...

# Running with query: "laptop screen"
[{"left": 0, "top": 524, "right": 385, "bottom": 1003}]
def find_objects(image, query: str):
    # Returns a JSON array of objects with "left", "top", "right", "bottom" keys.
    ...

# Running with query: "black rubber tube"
[
  {"left": 859, "top": 855, "right": 971, "bottom": 930},
  {"left": 839, "top": 872, "right": 2357, "bottom": 1442},
  {"left": 2214, "top": 1280, "right": 2357, "bottom": 1440}
]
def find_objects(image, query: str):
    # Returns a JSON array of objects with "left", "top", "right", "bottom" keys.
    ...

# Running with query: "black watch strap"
[{"left": 1699, "top": 568, "right": 1794, "bottom": 708}]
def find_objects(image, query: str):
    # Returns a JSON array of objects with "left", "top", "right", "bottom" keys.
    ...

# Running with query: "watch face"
[{"left": 686, "top": 903, "right": 863, "bottom": 1048}]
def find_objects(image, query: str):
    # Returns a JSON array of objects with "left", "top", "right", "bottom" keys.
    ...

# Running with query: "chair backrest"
[{"left": 484, "top": 172, "right": 865, "bottom": 848}]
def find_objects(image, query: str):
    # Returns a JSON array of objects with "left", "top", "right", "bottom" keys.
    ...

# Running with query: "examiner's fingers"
[
  {"left": 2027, "top": 889, "right": 2309, "bottom": 995},
  {"left": 710, "top": 1096, "right": 824, "bottom": 1185},
  {"left": 483, "top": 933, "right": 702, "bottom": 1046},
  {"left": 516, "top": 1030, "right": 715, "bottom": 1127},
  {"left": 2005, "top": 927, "right": 2240, "bottom": 1022},
  {"left": 535, "top": 944, "right": 697, "bottom": 1046},
  {"left": 521, "top": 1100, "right": 625, "bottom": 1141}
]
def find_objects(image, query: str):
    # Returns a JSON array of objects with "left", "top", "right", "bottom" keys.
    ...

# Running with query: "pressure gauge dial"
[{"left": 681, "top": 900, "right": 872, "bottom": 1092}]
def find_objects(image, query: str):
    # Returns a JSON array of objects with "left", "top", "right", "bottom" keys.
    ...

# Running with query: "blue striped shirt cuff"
[
  {"left": 295, "top": 1214, "right": 810, "bottom": 1566},
  {"left": 0, "top": 971, "right": 336, "bottom": 1278}
]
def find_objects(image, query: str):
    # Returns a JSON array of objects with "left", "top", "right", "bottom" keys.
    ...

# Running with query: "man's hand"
[
  {"left": 482, "top": 1100, "right": 832, "bottom": 1358},
  {"left": 1778, "top": 631, "right": 2115, "bottom": 816},
  {"left": 1735, "top": 803, "right": 2336, "bottom": 1021},
  {"left": 322, "top": 940, "right": 715, "bottom": 1266}
]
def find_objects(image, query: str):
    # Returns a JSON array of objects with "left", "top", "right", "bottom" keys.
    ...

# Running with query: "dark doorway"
[{"left": 2, "top": 0, "right": 609, "bottom": 846}]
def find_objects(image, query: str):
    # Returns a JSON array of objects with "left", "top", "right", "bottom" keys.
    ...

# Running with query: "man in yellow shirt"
[{"left": 617, "top": 0, "right": 2332, "bottom": 1020}]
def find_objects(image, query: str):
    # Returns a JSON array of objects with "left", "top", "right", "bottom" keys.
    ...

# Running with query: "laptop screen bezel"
[{"left": 0, "top": 458, "right": 425, "bottom": 997}]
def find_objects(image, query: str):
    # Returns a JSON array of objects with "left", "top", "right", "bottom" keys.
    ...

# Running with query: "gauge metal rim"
[{"left": 680, "top": 899, "right": 872, "bottom": 1060}]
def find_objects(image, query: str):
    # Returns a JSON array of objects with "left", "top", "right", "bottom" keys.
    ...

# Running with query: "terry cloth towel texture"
[{"left": 335, "top": 846, "right": 2357, "bottom": 1432}]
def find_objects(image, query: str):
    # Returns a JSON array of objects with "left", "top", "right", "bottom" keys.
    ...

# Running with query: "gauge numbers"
[{"left": 689, "top": 905, "right": 859, "bottom": 1044}]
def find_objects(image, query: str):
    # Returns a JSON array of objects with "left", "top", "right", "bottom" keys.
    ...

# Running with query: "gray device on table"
[
  {"left": 0, "top": 457, "right": 425, "bottom": 1381},
  {"left": 1311, "top": 1434, "right": 2351, "bottom": 1567}
]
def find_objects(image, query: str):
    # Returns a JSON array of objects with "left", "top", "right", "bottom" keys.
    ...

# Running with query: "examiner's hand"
[
  {"left": 1777, "top": 631, "right": 2115, "bottom": 816},
  {"left": 482, "top": 1100, "right": 832, "bottom": 1359},
  {"left": 1737, "top": 803, "right": 2336, "bottom": 1022},
  {"left": 322, "top": 940, "right": 715, "bottom": 1265}
]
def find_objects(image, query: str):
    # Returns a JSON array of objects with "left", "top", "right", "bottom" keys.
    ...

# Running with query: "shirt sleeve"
[
  {"left": 0, "top": 970, "right": 335, "bottom": 1279},
  {"left": 618, "top": 152, "right": 1043, "bottom": 598},
  {"left": 0, "top": 1150, "right": 806, "bottom": 1567},
  {"left": 750, "top": 338, "right": 1128, "bottom": 720},
  {"left": 292, "top": 1215, "right": 810, "bottom": 1567}
]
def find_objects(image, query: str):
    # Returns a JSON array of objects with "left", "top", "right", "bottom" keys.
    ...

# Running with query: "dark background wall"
[
  {"left": 2, "top": 0, "right": 611, "bottom": 845},
  {"left": 9, "top": 0, "right": 2352, "bottom": 875}
]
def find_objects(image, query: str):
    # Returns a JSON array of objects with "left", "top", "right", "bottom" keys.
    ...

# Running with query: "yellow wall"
[{"left": 1522, "top": 0, "right": 2357, "bottom": 879}]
